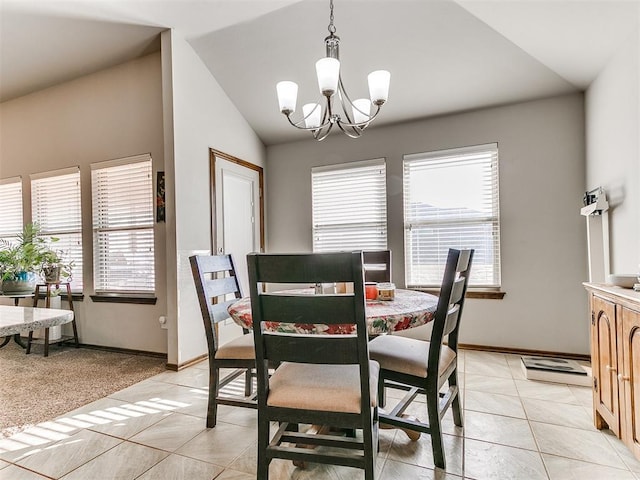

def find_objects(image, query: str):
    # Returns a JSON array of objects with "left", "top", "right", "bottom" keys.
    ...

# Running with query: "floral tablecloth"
[{"left": 227, "top": 289, "right": 438, "bottom": 335}]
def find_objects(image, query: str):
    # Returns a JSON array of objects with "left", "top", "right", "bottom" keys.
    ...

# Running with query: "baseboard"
[
  {"left": 166, "top": 353, "right": 208, "bottom": 371},
  {"left": 458, "top": 343, "right": 590, "bottom": 362},
  {"left": 78, "top": 343, "right": 167, "bottom": 360}
]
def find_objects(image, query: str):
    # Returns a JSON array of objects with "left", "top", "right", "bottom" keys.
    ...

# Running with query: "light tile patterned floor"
[{"left": 0, "top": 350, "right": 637, "bottom": 479}]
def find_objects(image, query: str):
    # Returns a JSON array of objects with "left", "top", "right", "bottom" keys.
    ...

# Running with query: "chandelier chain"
[{"left": 328, "top": 0, "right": 336, "bottom": 35}]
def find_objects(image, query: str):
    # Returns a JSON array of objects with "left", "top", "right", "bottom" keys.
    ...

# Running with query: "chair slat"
[
  {"left": 253, "top": 253, "right": 359, "bottom": 284},
  {"left": 449, "top": 277, "right": 466, "bottom": 305},
  {"left": 197, "top": 254, "right": 233, "bottom": 272},
  {"left": 263, "top": 334, "right": 359, "bottom": 364},
  {"left": 210, "top": 298, "right": 238, "bottom": 324},
  {"left": 260, "top": 294, "right": 358, "bottom": 325},
  {"left": 442, "top": 304, "right": 460, "bottom": 337},
  {"left": 204, "top": 276, "right": 241, "bottom": 299}
]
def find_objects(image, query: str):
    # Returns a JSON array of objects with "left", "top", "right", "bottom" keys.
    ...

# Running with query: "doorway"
[{"left": 210, "top": 149, "right": 264, "bottom": 296}]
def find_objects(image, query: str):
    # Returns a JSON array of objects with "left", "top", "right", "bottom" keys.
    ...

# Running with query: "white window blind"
[
  {"left": 31, "top": 167, "right": 83, "bottom": 291},
  {"left": 91, "top": 154, "right": 155, "bottom": 294},
  {"left": 0, "top": 177, "right": 23, "bottom": 244},
  {"left": 312, "top": 159, "right": 387, "bottom": 252},
  {"left": 403, "top": 143, "right": 501, "bottom": 288}
]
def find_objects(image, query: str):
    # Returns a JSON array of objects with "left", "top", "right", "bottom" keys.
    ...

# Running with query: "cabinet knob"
[
  {"left": 606, "top": 365, "right": 617, "bottom": 373},
  {"left": 618, "top": 373, "right": 630, "bottom": 382}
]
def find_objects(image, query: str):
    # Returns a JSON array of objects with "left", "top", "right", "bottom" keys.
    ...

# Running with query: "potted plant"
[{"left": 0, "top": 223, "right": 72, "bottom": 294}]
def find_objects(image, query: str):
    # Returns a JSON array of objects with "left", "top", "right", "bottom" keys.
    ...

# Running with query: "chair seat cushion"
[
  {"left": 215, "top": 333, "right": 255, "bottom": 360},
  {"left": 267, "top": 361, "right": 380, "bottom": 414},
  {"left": 368, "top": 334, "right": 456, "bottom": 378}
]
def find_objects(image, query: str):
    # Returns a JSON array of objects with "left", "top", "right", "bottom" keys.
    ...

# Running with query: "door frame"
[{"left": 209, "top": 148, "right": 265, "bottom": 255}]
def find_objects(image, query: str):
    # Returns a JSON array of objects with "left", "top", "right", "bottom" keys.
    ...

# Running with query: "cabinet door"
[
  {"left": 591, "top": 294, "right": 620, "bottom": 436},
  {"left": 621, "top": 306, "right": 640, "bottom": 459}
]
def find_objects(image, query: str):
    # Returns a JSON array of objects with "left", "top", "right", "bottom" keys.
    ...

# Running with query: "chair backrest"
[
  {"left": 247, "top": 252, "right": 372, "bottom": 409},
  {"left": 363, "top": 250, "right": 392, "bottom": 283},
  {"left": 190, "top": 254, "right": 245, "bottom": 353},
  {"left": 428, "top": 249, "right": 474, "bottom": 371}
]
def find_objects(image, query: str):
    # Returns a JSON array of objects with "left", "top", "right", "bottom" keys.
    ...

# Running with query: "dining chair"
[
  {"left": 368, "top": 248, "right": 473, "bottom": 469},
  {"left": 247, "top": 251, "right": 379, "bottom": 479},
  {"left": 363, "top": 249, "right": 392, "bottom": 283},
  {"left": 189, "top": 254, "right": 256, "bottom": 428}
]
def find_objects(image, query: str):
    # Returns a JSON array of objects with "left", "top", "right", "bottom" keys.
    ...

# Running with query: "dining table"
[
  {"left": 227, "top": 287, "right": 439, "bottom": 450},
  {"left": 227, "top": 287, "right": 439, "bottom": 335}
]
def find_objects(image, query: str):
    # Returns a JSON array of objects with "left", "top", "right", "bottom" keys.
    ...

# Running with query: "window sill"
[
  {"left": 90, "top": 294, "right": 157, "bottom": 305},
  {"left": 412, "top": 287, "right": 506, "bottom": 300}
]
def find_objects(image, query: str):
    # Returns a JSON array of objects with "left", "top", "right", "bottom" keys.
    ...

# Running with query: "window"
[
  {"left": 91, "top": 154, "right": 155, "bottom": 294},
  {"left": 312, "top": 159, "right": 387, "bottom": 252},
  {"left": 0, "top": 177, "right": 23, "bottom": 244},
  {"left": 31, "top": 167, "right": 83, "bottom": 291},
  {"left": 403, "top": 143, "right": 501, "bottom": 288}
]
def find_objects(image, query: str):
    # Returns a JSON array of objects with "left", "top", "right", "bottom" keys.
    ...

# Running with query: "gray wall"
[
  {"left": 267, "top": 93, "right": 589, "bottom": 355},
  {"left": 586, "top": 25, "right": 639, "bottom": 276},
  {"left": 0, "top": 53, "right": 168, "bottom": 353}
]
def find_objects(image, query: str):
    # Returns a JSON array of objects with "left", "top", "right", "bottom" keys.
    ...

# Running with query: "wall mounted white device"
[{"left": 580, "top": 187, "right": 610, "bottom": 283}]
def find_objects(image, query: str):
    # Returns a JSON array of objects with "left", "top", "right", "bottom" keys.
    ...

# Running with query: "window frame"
[
  {"left": 402, "top": 143, "right": 502, "bottom": 289},
  {"left": 311, "top": 158, "right": 388, "bottom": 253},
  {"left": 90, "top": 154, "right": 156, "bottom": 298},
  {"left": 31, "top": 167, "right": 83, "bottom": 292}
]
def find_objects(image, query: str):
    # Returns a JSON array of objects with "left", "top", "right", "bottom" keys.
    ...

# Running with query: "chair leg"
[
  {"left": 244, "top": 368, "right": 253, "bottom": 397},
  {"left": 449, "top": 370, "right": 463, "bottom": 427},
  {"left": 26, "top": 331, "right": 34, "bottom": 354},
  {"left": 377, "top": 375, "right": 386, "bottom": 408},
  {"left": 257, "top": 417, "right": 270, "bottom": 480},
  {"left": 427, "top": 385, "right": 446, "bottom": 469},
  {"left": 206, "top": 366, "right": 219, "bottom": 428}
]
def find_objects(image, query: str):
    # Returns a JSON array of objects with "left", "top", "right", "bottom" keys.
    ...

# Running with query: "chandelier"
[{"left": 276, "top": 0, "right": 390, "bottom": 141}]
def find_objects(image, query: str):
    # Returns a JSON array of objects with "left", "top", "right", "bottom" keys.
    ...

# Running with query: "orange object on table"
[{"left": 365, "top": 282, "right": 378, "bottom": 300}]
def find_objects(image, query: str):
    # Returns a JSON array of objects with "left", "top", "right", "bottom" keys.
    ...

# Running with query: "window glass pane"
[
  {"left": 403, "top": 144, "right": 501, "bottom": 287},
  {"left": 91, "top": 154, "right": 155, "bottom": 293},
  {"left": 312, "top": 159, "right": 387, "bottom": 252},
  {"left": 32, "top": 169, "right": 83, "bottom": 290}
]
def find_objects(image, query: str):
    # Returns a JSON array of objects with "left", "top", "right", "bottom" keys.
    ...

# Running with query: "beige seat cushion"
[
  {"left": 267, "top": 361, "right": 380, "bottom": 414},
  {"left": 215, "top": 333, "right": 255, "bottom": 360},
  {"left": 368, "top": 335, "right": 456, "bottom": 378}
]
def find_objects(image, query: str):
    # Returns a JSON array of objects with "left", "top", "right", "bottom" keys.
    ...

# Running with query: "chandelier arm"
[
  {"left": 314, "top": 123, "right": 334, "bottom": 141},
  {"left": 336, "top": 121, "right": 363, "bottom": 138},
  {"left": 284, "top": 107, "right": 332, "bottom": 131},
  {"left": 337, "top": 105, "right": 382, "bottom": 128}
]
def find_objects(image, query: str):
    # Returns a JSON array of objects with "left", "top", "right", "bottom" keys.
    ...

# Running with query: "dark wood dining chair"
[
  {"left": 247, "top": 251, "right": 379, "bottom": 479},
  {"left": 368, "top": 248, "right": 473, "bottom": 469},
  {"left": 189, "top": 254, "right": 256, "bottom": 428},
  {"left": 363, "top": 249, "right": 392, "bottom": 283}
]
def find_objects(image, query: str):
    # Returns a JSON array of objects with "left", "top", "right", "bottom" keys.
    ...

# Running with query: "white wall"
[
  {"left": 267, "top": 93, "right": 589, "bottom": 355},
  {"left": 161, "top": 30, "right": 266, "bottom": 367},
  {"left": 0, "top": 53, "right": 168, "bottom": 353},
  {"left": 586, "top": 24, "right": 640, "bottom": 275}
]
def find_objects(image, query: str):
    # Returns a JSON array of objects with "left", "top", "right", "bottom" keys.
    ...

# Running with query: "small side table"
[
  {"left": 0, "top": 292, "right": 35, "bottom": 349},
  {"left": 27, "top": 283, "right": 79, "bottom": 357}
]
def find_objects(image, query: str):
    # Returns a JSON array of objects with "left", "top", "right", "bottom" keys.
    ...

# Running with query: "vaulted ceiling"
[{"left": 1, "top": 0, "right": 638, "bottom": 145}]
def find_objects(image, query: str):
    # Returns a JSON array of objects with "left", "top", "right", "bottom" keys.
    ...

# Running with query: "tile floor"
[{"left": 1, "top": 349, "right": 638, "bottom": 479}]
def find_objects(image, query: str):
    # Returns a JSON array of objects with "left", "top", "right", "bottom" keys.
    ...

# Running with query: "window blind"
[
  {"left": 0, "top": 177, "right": 23, "bottom": 243},
  {"left": 31, "top": 167, "right": 83, "bottom": 290},
  {"left": 403, "top": 144, "right": 501, "bottom": 288},
  {"left": 312, "top": 159, "right": 387, "bottom": 252},
  {"left": 91, "top": 154, "right": 155, "bottom": 293}
]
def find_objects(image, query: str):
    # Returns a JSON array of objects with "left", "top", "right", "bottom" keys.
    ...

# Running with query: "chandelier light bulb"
[
  {"left": 276, "top": 81, "right": 298, "bottom": 114},
  {"left": 352, "top": 98, "right": 371, "bottom": 124},
  {"left": 368, "top": 70, "right": 391, "bottom": 105},
  {"left": 316, "top": 58, "right": 340, "bottom": 96},
  {"left": 276, "top": 0, "right": 389, "bottom": 140},
  {"left": 303, "top": 103, "right": 322, "bottom": 128}
]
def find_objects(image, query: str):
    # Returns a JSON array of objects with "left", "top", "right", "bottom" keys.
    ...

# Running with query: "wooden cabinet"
[{"left": 585, "top": 283, "right": 640, "bottom": 461}]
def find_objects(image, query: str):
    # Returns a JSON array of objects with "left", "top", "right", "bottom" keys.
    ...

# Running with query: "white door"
[{"left": 214, "top": 156, "right": 262, "bottom": 296}]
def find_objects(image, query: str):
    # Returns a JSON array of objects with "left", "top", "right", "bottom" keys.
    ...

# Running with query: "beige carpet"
[{"left": 0, "top": 341, "right": 166, "bottom": 438}]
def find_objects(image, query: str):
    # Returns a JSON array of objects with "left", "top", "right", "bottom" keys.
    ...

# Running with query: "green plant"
[{"left": 0, "top": 223, "right": 73, "bottom": 283}]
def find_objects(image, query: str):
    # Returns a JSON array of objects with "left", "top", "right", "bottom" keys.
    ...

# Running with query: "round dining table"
[{"left": 227, "top": 288, "right": 438, "bottom": 335}]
